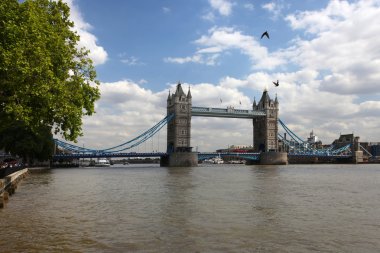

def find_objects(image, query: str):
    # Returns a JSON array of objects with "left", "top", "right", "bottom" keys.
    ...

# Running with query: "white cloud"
[
  {"left": 202, "top": 0, "right": 234, "bottom": 22},
  {"left": 214, "top": 68, "right": 380, "bottom": 144},
  {"left": 119, "top": 55, "right": 144, "bottom": 66},
  {"left": 63, "top": 0, "right": 108, "bottom": 65},
  {"left": 284, "top": 0, "right": 380, "bottom": 95},
  {"left": 262, "top": 2, "right": 275, "bottom": 12},
  {"left": 209, "top": 0, "right": 234, "bottom": 16},
  {"left": 165, "top": 26, "right": 284, "bottom": 69},
  {"left": 286, "top": 1, "right": 353, "bottom": 34},
  {"left": 164, "top": 54, "right": 220, "bottom": 66},
  {"left": 76, "top": 80, "right": 167, "bottom": 150},
  {"left": 262, "top": 1, "right": 287, "bottom": 20},
  {"left": 162, "top": 7, "right": 171, "bottom": 13},
  {"left": 243, "top": 3, "right": 254, "bottom": 11},
  {"left": 202, "top": 12, "right": 216, "bottom": 22}
]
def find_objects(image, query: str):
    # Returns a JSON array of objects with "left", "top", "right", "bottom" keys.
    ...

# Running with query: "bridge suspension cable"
[
  {"left": 55, "top": 114, "right": 174, "bottom": 154},
  {"left": 278, "top": 119, "right": 305, "bottom": 144},
  {"left": 278, "top": 119, "right": 352, "bottom": 156}
]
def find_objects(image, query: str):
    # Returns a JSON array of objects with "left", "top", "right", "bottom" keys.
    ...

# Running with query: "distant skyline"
[{"left": 62, "top": 0, "right": 380, "bottom": 152}]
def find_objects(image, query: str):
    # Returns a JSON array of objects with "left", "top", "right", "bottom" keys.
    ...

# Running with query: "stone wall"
[
  {"left": 259, "top": 152, "right": 288, "bottom": 165},
  {"left": 0, "top": 168, "right": 29, "bottom": 208},
  {"left": 167, "top": 152, "right": 198, "bottom": 167}
]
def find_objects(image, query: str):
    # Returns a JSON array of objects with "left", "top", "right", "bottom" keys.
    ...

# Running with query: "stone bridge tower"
[
  {"left": 251, "top": 89, "right": 287, "bottom": 165},
  {"left": 163, "top": 82, "right": 198, "bottom": 167},
  {"left": 252, "top": 89, "right": 279, "bottom": 152},
  {"left": 166, "top": 82, "right": 192, "bottom": 153}
]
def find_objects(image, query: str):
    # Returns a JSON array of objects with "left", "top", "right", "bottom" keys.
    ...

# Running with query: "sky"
[{"left": 61, "top": 0, "right": 380, "bottom": 152}]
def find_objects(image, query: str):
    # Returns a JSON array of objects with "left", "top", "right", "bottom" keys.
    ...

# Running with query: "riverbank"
[{"left": 0, "top": 168, "right": 29, "bottom": 208}]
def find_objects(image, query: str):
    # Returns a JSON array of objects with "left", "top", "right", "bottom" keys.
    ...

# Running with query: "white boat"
[
  {"left": 94, "top": 158, "right": 111, "bottom": 167},
  {"left": 203, "top": 156, "right": 224, "bottom": 164},
  {"left": 213, "top": 157, "right": 224, "bottom": 164},
  {"left": 203, "top": 159, "right": 215, "bottom": 164}
]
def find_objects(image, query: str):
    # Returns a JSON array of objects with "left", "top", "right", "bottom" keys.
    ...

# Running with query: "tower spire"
[{"left": 187, "top": 85, "right": 192, "bottom": 99}]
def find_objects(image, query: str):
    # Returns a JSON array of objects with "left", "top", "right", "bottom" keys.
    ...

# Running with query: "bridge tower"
[
  {"left": 162, "top": 82, "right": 198, "bottom": 167},
  {"left": 167, "top": 82, "right": 192, "bottom": 152},
  {"left": 252, "top": 89, "right": 279, "bottom": 152},
  {"left": 251, "top": 90, "right": 287, "bottom": 165}
]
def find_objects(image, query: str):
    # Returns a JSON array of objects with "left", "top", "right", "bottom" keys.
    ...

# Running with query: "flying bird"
[
  {"left": 273, "top": 80, "right": 279, "bottom": 87},
  {"left": 261, "top": 31, "right": 270, "bottom": 39}
]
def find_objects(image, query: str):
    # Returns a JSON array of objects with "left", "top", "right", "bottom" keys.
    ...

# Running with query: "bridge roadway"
[
  {"left": 191, "top": 106, "right": 266, "bottom": 118},
  {"left": 53, "top": 152, "right": 262, "bottom": 160},
  {"left": 53, "top": 152, "right": 352, "bottom": 161}
]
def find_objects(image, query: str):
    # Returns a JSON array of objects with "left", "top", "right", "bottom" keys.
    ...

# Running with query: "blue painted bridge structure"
[
  {"left": 53, "top": 152, "right": 261, "bottom": 161},
  {"left": 53, "top": 112, "right": 354, "bottom": 163}
]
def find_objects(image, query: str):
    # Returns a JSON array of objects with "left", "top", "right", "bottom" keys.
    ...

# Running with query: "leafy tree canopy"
[
  {"left": 0, "top": 121, "right": 54, "bottom": 163},
  {"left": 0, "top": 0, "right": 100, "bottom": 142}
]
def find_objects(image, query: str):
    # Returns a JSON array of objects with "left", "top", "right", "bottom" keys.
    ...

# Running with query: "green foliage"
[
  {"left": 0, "top": 0, "right": 100, "bottom": 142},
  {"left": 0, "top": 121, "right": 55, "bottom": 163}
]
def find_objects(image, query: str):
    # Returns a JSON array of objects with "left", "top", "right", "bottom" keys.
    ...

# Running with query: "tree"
[
  {"left": 0, "top": 121, "right": 54, "bottom": 164},
  {"left": 0, "top": 0, "right": 100, "bottom": 143}
]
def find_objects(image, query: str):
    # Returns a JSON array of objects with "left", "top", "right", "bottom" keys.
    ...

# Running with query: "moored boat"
[{"left": 94, "top": 158, "right": 111, "bottom": 167}]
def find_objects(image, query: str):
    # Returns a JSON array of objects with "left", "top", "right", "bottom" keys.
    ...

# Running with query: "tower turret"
[{"left": 187, "top": 86, "right": 192, "bottom": 99}]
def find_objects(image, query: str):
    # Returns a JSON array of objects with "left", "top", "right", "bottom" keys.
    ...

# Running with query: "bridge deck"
[
  {"left": 53, "top": 152, "right": 261, "bottom": 160},
  {"left": 53, "top": 152, "right": 352, "bottom": 160},
  {"left": 191, "top": 106, "right": 266, "bottom": 118}
]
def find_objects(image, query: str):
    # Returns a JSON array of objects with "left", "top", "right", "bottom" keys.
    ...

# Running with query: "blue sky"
[
  {"left": 76, "top": 0, "right": 327, "bottom": 88},
  {"left": 63, "top": 0, "right": 380, "bottom": 152}
]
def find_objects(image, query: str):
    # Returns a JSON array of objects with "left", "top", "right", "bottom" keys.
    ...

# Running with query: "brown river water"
[{"left": 1, "top": 164, "right": 380, "bottom": 252}]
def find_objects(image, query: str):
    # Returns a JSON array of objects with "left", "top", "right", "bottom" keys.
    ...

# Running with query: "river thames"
[{"left": 1, "top": 164, "right": 379, "bottom": 252}]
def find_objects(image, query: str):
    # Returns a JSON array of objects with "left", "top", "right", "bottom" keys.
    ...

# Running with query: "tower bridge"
[
  {"left": 53, "top": 82, "right": 359, "bottom": 166},
  {"left": 161, "top": 83, "right": 287, "bottom": 166}
]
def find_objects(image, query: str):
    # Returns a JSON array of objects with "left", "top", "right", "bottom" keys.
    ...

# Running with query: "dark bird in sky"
[
  {"left": 273, "top": 80, "right": 279, "bottom": 87},
  {"left": 261, "top": 31, "right": 270, "bottom": 39}
]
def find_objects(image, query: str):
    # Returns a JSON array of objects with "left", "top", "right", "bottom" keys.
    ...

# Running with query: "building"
[
  {"left": 307, "top": 130, "right": 323, "bottom": 149},
  {"left": 369, "top": 142, "right": 380, "bottom": 158},
  {"left": 216, "top": 145, "right": 254, "bottom": 153},
  {"left": 332, "top": 134, "right": 360, "bottom": 150}
]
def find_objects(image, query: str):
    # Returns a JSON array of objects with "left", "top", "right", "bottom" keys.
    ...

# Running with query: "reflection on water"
[{"left": 1, "top": 164, "right": 380, "bottom": 252}]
